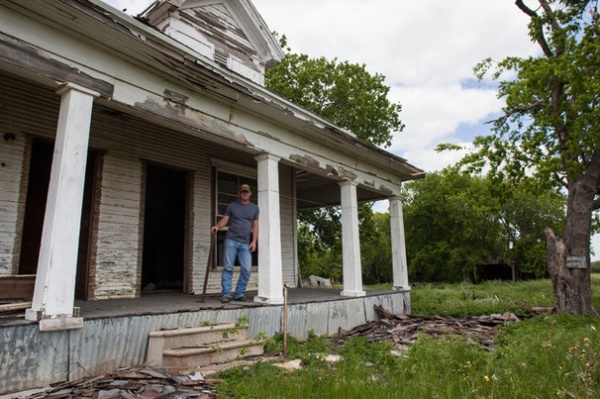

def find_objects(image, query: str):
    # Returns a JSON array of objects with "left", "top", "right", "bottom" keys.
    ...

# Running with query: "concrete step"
[
  {"left": 162, "top": 339, "right": 264, "bottom": 371},
  {"left": 146, "top": 323, "right": 263, "bottom": 372}
]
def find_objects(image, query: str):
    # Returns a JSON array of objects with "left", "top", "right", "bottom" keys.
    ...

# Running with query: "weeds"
[{"left": 216, "top": 279, "right": 600, "bottom": 398}]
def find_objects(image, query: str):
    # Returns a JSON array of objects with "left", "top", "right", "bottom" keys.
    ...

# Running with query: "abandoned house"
[{"left": 0, "top": 0, "right": 424, "bottom": 393}]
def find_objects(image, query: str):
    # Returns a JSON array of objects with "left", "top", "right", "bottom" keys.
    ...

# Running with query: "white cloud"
[
  {"left": 103, "top": 0, "right": 536, "bottom": 172},
  {"left": 99, "top": 1, "right": 600, "bottom": 260},
  {"left": 248, "top": 0, "right": 538, "bottom": 172}
]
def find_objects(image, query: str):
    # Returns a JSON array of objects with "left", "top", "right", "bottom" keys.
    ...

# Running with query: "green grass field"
[{"left": 216, "top": 277, "right": 600, "bottom": 398}]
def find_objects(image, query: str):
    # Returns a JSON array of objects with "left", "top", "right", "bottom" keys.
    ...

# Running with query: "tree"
[
  {"left": 468, "top": 0, "right": 600, "bottom": 315},
  {"left": 266, "top": 37, "right": 405, "bottom": 282},
  {"left": 265, "top": 36, "right": 404, "bottom": 148},
  {"left": 403, "top": 170, "right": 503, "bottom": 282},
  {"left": 402, "top": 170, "right": 564, "bottom": 283}
]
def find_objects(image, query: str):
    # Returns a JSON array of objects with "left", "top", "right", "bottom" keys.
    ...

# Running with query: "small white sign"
[{"left": 566, "top": 256, "right": 587, "bottom": 269}]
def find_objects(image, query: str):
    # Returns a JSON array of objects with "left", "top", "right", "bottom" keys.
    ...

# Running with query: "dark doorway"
[
  {"left": 19, "top": 140, "right": 53, "bottom": 275},
  {"left": 76, "top": 151, "right": 99, "bottom": 300},
  {"left": 142, "top": 164, "right": 187, "bottom": 292},
  {"left": 19, "top": 138, "right": 98, "bottom": 300}
]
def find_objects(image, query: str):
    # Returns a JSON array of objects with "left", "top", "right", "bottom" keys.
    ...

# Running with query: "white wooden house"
[{"left": 0, "top": 0, "right": 425, "bottom": 391}]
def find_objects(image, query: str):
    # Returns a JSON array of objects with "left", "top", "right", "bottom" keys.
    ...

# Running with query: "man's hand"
[{"left": 249, "top": 242, "right": 257, "bottom": 252}]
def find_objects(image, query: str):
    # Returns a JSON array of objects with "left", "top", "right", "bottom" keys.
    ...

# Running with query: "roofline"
[{"left": 78, "top": 1, "right": 426, "bottom": 179}]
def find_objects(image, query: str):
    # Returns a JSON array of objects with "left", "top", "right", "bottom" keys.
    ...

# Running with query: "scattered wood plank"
[
  {"left": 333, "top": 305, "right": 522, "bottom": 351},
  {"left": 8, "top": 367, "right": 218, "bottom": 399}
]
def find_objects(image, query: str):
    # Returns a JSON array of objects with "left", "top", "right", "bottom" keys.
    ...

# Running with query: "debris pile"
[
  {"left": 14, "top": 367, "right": 218, "bottom": 399},
  {"left": 333, "top": 305, "right": 520, "bottom": 351}
]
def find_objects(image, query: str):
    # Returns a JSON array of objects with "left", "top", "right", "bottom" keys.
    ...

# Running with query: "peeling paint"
[
  {"left": 378, "top": 185, "right": 394, "bottom": 196},
  {"left": 255, "top": 130, "right": 282, "bottom": 143},
  {"left": 163, "top": 89, "right": 189, "bottom": 105},
  {"left": 134, "top": 97, "right": 254, "bottom": 148},
  {"left": 289, "top": 154, "right": 320, "bottom": 169},
  {"left": 0, "top": 35, "right": 114, "bottom": 97},
  {"left": 363, "top": 180, "right": 375, "bottom": 188},
  {"left": 338, "top": 167, "right": 357, "bottom": 181},
  {"left": 325, "top": 164, "right": 338, "bottom": 176}
]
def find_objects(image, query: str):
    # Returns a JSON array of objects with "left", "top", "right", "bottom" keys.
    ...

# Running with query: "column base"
[
  {"left": 39, "top": 317, "right": 84, "bottom": 331},
  {"left": 340, "top": 290, "right": 366, "bottom": 297},
  {"left": 253, "top": 295, "right": 284, "bottom": 305},
  {"left": 25, "top": 308, "right": 42, "bottom": 322},
  {"left": 26, "top": 308, "right": 84, "bottom": 331}
]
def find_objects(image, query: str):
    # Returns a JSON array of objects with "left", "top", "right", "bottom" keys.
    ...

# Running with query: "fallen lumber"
[{"left": 332, "top": 305, "right": 521, "bottom": 351}]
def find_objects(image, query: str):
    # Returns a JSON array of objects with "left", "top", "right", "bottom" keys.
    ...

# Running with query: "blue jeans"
[{"left": 221, "top": 238, "right": 252, "bottom": 299}]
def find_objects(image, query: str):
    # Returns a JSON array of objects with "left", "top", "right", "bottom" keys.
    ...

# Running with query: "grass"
[{"left": 215, "top": 277, "right": 600, "bottom": 398}]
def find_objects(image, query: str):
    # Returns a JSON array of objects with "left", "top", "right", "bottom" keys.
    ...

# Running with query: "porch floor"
[
  {"left": 76, "top": 288, "right": 396, "bottom": 320},
  {"left": 1, "top": 288, "right": 399, "bottom": 326}
]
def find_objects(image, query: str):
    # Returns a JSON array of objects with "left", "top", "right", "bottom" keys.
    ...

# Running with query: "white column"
[
  {"left": 26, "top": 83, "right": 99, "bottom": 331},
  {"left": 390, "top": 196, "right": 410, "bottom": 290},
  {"left": 254, "top": 153, "right": 284, "bottom": 304},
  {"left": 339, "top": 181, "right": 365, "bottom": 297}
]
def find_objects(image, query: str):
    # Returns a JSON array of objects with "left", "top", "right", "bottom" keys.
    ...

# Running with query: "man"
[{"left": 211, "top": 183, "right": 259, "bottom": 303}]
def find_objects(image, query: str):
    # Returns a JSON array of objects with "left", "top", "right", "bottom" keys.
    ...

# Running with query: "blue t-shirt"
[{"left": 225, "top": 201, "right": 259, "bottom": 243}]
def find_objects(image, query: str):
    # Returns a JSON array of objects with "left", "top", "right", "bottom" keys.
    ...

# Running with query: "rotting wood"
[
  {"left": 333, "top": 305, "right": 525, "bottom": 351},
  {"left": 0, "top": 301, "right": 32, "bottom": 313},
  {"left": 7, "top": 366, "right": 218, "bottom": 399},
  {"left": 0, "top": 274, "right": 35, "bottom": 300}
]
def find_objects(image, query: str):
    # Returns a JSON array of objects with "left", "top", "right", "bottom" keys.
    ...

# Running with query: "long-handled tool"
[{"left": 200, "top": 232, "right": 215, "bottom": 302}]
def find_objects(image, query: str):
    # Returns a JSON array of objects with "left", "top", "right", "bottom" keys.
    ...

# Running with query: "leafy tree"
[
  {"left": 265, "top": 36, "right": 404, "bottom": 148},
  {"left": 266, "top": 36, "right": 405, "bottom": 282},
  {"left": 465, "top": 0, "right": 600, "bottom": 315},
  {"left": 360, "top": 211, "right": 393, "bottom": 284},
  {"left": 296, "top": 205, "right": 393, "bottom": 285},
  {"left": 403, "top": 170, "right": 504, "bottom": 282},
  {"left": 403, "top": 170, "right": 564, "bottom": 283}
]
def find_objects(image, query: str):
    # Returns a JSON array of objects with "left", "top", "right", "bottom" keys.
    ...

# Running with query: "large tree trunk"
[{"left": 546, "top": 178, "right": 598, "bottom": 316}]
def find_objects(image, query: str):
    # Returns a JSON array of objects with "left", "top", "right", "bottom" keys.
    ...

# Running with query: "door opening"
[
  {"left": 19, "top": 138, "right": 98, "bottom": 300},
  {"left": 142, "top": 164, "right": 187, "bottom": 292}
]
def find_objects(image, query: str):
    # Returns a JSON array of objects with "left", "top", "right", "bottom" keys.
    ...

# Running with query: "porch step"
[{"left": 146, "top": 323, "right": 263, "bottom": 372}]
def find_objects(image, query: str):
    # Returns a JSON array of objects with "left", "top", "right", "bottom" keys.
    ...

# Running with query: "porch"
[{"left": 0, "top": 288, "right": 410, "bottom": 394}]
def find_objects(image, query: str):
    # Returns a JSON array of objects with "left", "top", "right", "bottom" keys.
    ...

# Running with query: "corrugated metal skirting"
[{"left": 0, "top": 291, "right": 408, "bottom": 394}]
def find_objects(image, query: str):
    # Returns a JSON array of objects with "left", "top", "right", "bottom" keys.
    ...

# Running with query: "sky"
[
  {"left": 100, "top": 0, "right": 600, "bottom": 259},
  {"left": 102, "top": 0, "right": 538, "bottom": 172}
]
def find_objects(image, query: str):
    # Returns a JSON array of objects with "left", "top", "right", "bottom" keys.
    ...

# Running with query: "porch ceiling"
[{"left": 295, "top": 170, "right": 386, "bottom": 209}]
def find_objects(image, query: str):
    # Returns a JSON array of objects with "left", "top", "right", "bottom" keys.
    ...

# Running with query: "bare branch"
[
  {"left": 553, "top": 171, "right": 568, "bottom": 188},
  {"left": 515, "top": 0, "right": 555, "bottom": 57},
  {"left": 486, "top": 100, "right": 549, "bottom": 125}
]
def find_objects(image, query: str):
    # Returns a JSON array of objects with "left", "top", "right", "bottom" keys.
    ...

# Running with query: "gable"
[{"left": 140, "top": 0, "right": 284, "bottom": 85}]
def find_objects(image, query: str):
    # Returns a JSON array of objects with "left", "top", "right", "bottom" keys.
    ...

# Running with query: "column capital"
[
  {"left": 255, "top": 153, "right": 281, "bottom": 163},
  {"left": 56, "top": 82, "right": 100, "bottom": 98},
  {"left": 338, "top": 179, "right": 358, "bottom": 188},
  {"left": 389, "top": 195, "right": 405, "bottom": 202}
]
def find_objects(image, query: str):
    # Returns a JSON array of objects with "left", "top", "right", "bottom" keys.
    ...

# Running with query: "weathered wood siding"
[
  {"left": 0, "top": 74, "right": 299, "bottom": 299},
  {"left": 0, "top": 133, "right": 26, "bottom": 274},
  {"left": 0, "top": 76, "right": 60, "bottom": 275},
  {"left": 90, "top": 153, "right": 143, "bottom": 300},
  {"left": 154, "top": 3, "right": 265, "bottom": 84},
  {"left": 280, "top": 164, "right": 298, "bottom": 285}
]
